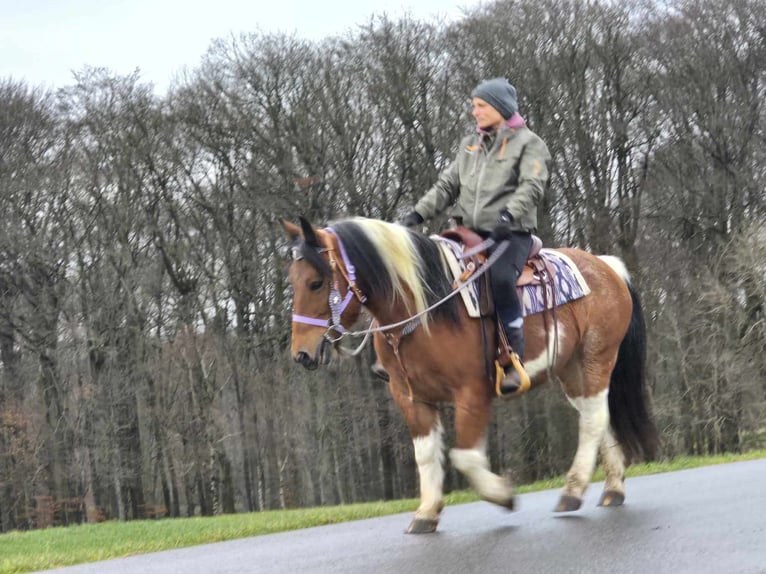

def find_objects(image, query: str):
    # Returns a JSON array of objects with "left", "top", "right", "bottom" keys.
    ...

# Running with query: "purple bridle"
[{"left": 291, "top": 227, "right": 366, "bottom": 336}]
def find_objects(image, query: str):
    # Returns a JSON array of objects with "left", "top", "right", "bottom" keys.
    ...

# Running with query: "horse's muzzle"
[
  {"left": 294, "top": 351, "right": 318, "bottom": 370},
  {"left": 294, "top": 337, "right": 334, "bottom": 370}
]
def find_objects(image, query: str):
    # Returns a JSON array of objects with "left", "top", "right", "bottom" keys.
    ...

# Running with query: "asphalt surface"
[{"left": 39, "top": 458, "right": 766, "bottom": 574}]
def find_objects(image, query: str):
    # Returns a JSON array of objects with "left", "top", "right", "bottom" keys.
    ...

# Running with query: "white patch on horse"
[
  {"left": 450, "top": 439, "right": 513, "bottom": 505},
  {"left": 523, "top": 322, "right": 565, "bottom": 379},
  {"left": 564, "top": 388, "right": 610, "bottom": 498},
  {"left": 413, "top": 422, "right": 445, "bottom": 516},
  {"left": 598, "top": 255, "right": 630, "bottom": 284}
]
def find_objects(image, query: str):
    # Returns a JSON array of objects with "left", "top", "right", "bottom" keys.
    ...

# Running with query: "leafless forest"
[{"left": 0, "top": 0, "right": 764, "bottom": 530}]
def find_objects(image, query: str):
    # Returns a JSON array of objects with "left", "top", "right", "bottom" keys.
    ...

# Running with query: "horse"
[{"left": 283, "top": 215, "right": 657, "bottom": 534}]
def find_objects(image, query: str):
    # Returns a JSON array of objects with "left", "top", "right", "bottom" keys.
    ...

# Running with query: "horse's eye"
[{"left": 309, "top": 279, "right": 324, "bottom": 292}]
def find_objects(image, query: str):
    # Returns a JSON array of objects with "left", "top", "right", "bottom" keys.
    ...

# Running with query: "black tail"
[{"left": 608, "top": 283, "right": 659, "bottom": 463}]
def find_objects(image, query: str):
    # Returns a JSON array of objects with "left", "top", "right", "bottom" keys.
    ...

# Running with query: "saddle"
[
  {"left": 440, "top": 226, "right": 557, "bottom": 398},
  {"left": 440, "top": 226, "right": 556, "bottom": 289}
]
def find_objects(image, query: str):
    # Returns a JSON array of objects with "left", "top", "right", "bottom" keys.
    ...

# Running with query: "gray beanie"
[{"left": 471, "top": 78, "right": 518, "bottom": 120}]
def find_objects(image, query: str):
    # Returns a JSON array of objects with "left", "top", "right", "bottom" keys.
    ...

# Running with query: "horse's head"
[{"left": 282, "top": 217, "right": 364, "bottom": 370}]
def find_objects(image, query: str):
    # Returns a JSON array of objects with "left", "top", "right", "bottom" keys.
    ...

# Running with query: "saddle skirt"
[{"left": 434, "top": 236, "right": 591, "bottom": 318}]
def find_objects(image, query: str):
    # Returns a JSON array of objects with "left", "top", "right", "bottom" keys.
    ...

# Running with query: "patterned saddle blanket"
[{"left": 434, "top": 237, "right": 591, "bottom": 318}]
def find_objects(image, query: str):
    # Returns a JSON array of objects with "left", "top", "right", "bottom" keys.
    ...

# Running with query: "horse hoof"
[
  {"left": 407, "top": 518, "right": 438, "bottom": 534},
  {"left": 598, "top": 490, "right": 625, "bottom": 507},
  {"left": 555, "top": 495, "right": 582, "bottom": 512},
  {"left": 497, "top": 496, "right": 515, "bottom": 511},
  {"left": 493, "top": 471, "right": 516, "bottom": 511}
]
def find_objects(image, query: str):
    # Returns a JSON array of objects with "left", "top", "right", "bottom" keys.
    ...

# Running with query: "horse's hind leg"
[
  {"left": 597, "top": 427, "right": 626, "bottom": 507},
  {"left": 450, "top": 390, "right": 515, "bottom": 510},
  {"left": 557, "top": 387, "right": 610, "bottom": 512}
]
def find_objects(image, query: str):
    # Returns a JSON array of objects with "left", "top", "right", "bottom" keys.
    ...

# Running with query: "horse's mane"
[{"left": 328, "top": 218, "right": 460, "bottom": 330}]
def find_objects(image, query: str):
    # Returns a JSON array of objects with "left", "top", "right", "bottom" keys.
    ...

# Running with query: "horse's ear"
[
  {"left": 299, "top": 216, "right": 320, "bottom": 248},
  {"left": 281, "top": 219, "right": 302, "bottom": 241}
]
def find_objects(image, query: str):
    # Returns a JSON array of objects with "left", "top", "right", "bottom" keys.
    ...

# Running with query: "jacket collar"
[{"left": 476, "top": 113, "right": 527, "bottom": 138}]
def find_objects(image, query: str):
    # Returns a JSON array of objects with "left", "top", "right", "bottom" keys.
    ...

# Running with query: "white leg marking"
[
  {"left": 600, "top": 426, "right": 626, "bottom": 494},
  {"left": 450, "top": 438, "right": 513, "bottom": 505},
  {"left": 524, "top": 322, "right": 565, "bottom": 379},
  {"left": 413, "top": 422, "right": 445, "bottom": 517},
  {"left": 564, "top": 388, "right": 610, "bottom": 499}
]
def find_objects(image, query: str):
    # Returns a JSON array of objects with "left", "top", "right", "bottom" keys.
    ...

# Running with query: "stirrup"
[{"left": 494, "top": 351, "right": 531, "bottom": 398}]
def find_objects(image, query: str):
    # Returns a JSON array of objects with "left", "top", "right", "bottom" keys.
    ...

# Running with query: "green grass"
[{"left": 2, "top": 450, "right": 764, "bottom": 574}]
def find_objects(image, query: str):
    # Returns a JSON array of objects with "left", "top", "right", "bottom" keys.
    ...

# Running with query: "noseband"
[{"left": 291, "top": 227, "right": 366, "bottom": 340}]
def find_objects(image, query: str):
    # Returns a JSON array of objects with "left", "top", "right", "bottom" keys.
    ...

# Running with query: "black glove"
[
  {"left": 491, "top": 209, "right": 515, "bottom": 242},
  {"left": 400, "top": 211, "right": 424, "bottom": 228}
]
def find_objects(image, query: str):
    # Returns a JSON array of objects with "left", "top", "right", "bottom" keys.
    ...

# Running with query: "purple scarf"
[{"left": 477, "top": 113, "right": 527, "bottom": 135}]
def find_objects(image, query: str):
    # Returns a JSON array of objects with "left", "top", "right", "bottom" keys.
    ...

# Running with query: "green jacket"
[{"left": 415, "top": 123, "right": 551, "bottom": 232}]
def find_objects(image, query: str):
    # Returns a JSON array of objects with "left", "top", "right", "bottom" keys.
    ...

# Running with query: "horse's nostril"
[{"left": 295, "top": 351, "right": 318, "bottom": 370}]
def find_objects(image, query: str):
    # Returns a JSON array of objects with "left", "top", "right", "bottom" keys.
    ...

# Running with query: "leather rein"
[{"left": 291, "top": 228, "right": 507, "bottom": 354}]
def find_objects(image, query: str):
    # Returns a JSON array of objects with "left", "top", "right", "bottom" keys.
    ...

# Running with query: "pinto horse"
[{"left": 283, "top": 216, "right": 657, "bottom": 534}]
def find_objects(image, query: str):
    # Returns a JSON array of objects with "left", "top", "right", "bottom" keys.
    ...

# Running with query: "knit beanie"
[{"left": 471, "top": 78, "right": 518, "bottom": 120}]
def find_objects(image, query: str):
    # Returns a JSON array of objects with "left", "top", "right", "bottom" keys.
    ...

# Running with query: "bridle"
[{"left": 291, "top": 227, "right": 368, "bottom": 343}]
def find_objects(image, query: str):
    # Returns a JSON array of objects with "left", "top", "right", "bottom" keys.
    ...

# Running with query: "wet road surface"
[{"left": 40, "top": 458, "right": 766, "bottom": 574}]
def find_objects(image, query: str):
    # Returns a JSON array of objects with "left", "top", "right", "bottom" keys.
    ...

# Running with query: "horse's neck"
[{"left": 364, "top": 295, "right": 418, "bottom": 329}]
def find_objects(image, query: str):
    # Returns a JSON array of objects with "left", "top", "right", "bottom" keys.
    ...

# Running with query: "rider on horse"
[{"left": 400, "top": 78, "right": 551, "bottom": 393}]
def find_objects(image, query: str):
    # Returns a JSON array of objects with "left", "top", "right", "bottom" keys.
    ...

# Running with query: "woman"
[{"left": 400, "top": 77, "right": 551, "bottom": 393}]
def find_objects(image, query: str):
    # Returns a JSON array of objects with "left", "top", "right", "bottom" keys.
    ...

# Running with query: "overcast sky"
[{"left": 1, "top": 0, "right": 482, "bottom": 93}]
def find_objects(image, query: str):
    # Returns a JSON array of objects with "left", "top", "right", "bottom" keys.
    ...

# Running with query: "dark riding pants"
[{"left": 487, "top": 231, "right": 532, "bottom": 324}]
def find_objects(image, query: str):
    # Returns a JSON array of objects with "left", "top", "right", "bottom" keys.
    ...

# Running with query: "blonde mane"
[{"left": 348, "top": 218, "right": 435, "bottom": 332}]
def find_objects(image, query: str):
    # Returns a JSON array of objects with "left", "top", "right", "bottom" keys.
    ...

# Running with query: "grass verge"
[{"left": 2, "top": 450, "right": 764, "bottom": 574}]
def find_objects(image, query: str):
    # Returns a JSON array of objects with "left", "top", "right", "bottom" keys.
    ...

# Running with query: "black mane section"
[
  {"left": 330, "top": 221, "right": 394, "bottom": 303},
  {"left": 409, "top": 232, "right": 460, "bottom": 324},
  {"left": 330, "top": 220, "right": 459, "bottom": 324}
]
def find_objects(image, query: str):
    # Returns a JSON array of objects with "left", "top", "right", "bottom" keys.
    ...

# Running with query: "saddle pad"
[
  {"left": 434, "top": 236, "right": 482, "bottom": 318},
  {"left": 434, "top": 238, "right": 590, "bottom": 319},
  {"left": 519, "top": 249, "right": 590, "bottom": 316}
]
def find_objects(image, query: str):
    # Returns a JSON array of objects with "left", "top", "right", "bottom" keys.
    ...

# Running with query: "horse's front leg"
[
  {"left": 391, "top": 385, "right": 445, "bottom": 534},
  {"left": 450, "top": 389, "right": 515, "bottom": 510}
]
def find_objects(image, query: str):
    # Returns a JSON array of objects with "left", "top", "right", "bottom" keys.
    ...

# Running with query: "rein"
[
  {"left": 291, "top": 229, "right": 507, "bottom": 404},
  {"left": 291, "top": 229, "right": 507, "bottom": 355},
  {"left": 319, "top": 237, "right": 507, "bottom": 340}
]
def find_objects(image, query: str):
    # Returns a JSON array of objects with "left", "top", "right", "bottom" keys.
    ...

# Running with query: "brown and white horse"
[{"left": 283, "top": 216, "right": 657, "bottom": 533}]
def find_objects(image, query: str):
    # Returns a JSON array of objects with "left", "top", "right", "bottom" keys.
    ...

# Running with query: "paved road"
[{"left": 40, "top": 459, "right": 766, "bottom": 574}]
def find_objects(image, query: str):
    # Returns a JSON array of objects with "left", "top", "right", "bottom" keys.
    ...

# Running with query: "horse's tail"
[{"left": 599, "top": 256, "right": 659, "bottom": 463}]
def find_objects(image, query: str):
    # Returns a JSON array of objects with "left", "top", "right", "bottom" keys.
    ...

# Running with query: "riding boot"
[
  {"left": 499, "top": 319, "right": 528, "bottom": 395},
  {"left": 504, "top": 321, "right": 525, "bottom": 360},
  {"left": 489, "top": 231, "right": 532, "bottom": 396}
]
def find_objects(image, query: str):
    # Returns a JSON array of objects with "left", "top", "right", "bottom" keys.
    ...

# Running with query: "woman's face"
[{"left": 471, "top": 97, "right": 505, "bottom": 130}]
